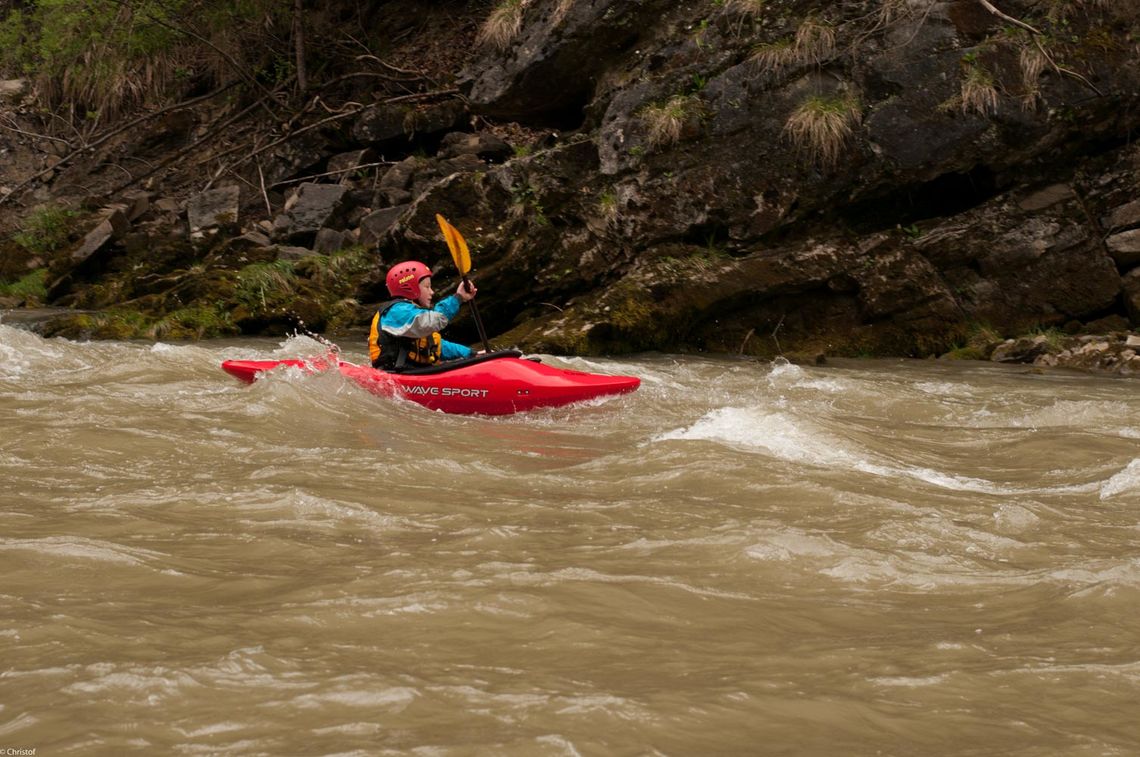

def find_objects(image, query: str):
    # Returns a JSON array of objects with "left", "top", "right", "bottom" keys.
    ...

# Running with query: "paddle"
[{"left": 435, "top": 213, "right": 492, "bottom": 353}]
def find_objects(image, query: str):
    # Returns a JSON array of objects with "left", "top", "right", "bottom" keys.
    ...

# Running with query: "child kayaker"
[{"left": 368, "top": 260, "right": 478, "bottom": 371}]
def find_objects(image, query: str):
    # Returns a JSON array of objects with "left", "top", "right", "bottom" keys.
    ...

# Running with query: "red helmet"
[{"left": 385, "top": 260, "right": 431, "bottom": 299}]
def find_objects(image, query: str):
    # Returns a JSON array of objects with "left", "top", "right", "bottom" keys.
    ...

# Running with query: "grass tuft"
[
  {"left": 960, "top": 61, "right": 1000, "bottom": 116},
  {"left": 783, "top": 94, "right": 861, "bottom": 169},
  {"left": 13, "top": 206, "right": 79, "bottom": 255},
  {"left": 642, "top": 95, "right": 704, "bottom": 149},
  {"left": 793, "top": 16, "right": 836, "bottom": 67},
  {"left": 477, "top": 0, "right": 527, "bottom": 50},
  {"left": 0, "top": 269, "right": 49, "bottom": 303}
]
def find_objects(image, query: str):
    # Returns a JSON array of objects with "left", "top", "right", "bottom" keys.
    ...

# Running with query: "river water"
[{"left": 1, "top": 321, "right": 1138, "bottom": 755}]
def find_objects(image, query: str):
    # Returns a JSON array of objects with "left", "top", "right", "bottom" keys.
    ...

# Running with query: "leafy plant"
[{"left": 783, "top": 93, "right": 861, "bottom": 168}]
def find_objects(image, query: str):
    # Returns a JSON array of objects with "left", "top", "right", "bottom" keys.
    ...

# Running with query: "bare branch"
[{"left": 976, "top": 0, "right": 1042, "bottom": 35}]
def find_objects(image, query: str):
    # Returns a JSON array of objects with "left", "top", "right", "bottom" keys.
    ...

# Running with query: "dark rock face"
[{"left": 5, "top": 0, "right": 1140, "bottom": 359}]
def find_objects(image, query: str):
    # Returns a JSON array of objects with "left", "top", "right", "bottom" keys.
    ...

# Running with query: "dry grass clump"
[
  {"left": 1017, "top": 43, "right": 1049, "bottom": 109},
  {"left": 751, "top": 38, "right": 796, "bottom": 73},
  {"left": 959, "top": 62, "right": 1000, "bottom": 116},
  {"left": 642, "top": 94, "right": 704, "bottom": 148},
  {"left": 793, "top": 16, "right": 836, "bottom": 67},
  {"left": 1045, "top": 0, "right": 1109, "bottom": 23},
  {"left": 783, "top": 93, "right": 861, "bottom": 169},
  {"left": 477, "top": 0, "right": 528, "bottom": 50},
  {"left": 723, "top": 0, "right": 766, "bottom": 16},
  {"left": 751, "top": 15, "right": 835, "bottom": 73}
]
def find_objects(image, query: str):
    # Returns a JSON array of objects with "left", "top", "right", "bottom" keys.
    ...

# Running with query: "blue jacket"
[{"left": 380, "top": 295, "right": 473, "bottom": 361}]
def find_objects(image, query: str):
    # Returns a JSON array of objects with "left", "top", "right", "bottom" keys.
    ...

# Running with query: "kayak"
[{"left": 221, "top": 349, "right": 640, "bottom": 415}]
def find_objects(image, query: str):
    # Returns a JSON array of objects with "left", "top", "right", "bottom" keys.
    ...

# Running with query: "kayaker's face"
[{"left": 416, "top": 277, "right": 433, "bottom": 307}]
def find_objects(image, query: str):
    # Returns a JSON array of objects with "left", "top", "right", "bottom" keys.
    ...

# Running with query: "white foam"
[
  {"left": 1100, "top": 459, "right": 1140, "bottom": 500},
  {"left": 0, "top": 536, "right": 167, "bottom": 567},
  {"left": 655, "top": 406, "right": 860, "bottom": 469}
]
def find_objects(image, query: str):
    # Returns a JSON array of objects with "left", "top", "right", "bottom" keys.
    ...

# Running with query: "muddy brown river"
[{"left": 1, "top": 322, "right": 1138, "bottom": 755}]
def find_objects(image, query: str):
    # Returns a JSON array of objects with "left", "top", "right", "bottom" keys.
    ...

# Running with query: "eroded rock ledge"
[{"left": 1, "top": 0, "right": 1138, "bottom": 367}]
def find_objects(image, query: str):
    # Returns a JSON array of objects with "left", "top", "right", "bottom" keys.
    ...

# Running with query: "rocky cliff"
[{"left": 2, "top": 0, "right": 1139, "bottom": 366}]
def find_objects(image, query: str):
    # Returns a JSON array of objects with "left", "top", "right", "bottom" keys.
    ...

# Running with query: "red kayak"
[{"left": 221, "top": 350, "right": 640, "bottom": 415}]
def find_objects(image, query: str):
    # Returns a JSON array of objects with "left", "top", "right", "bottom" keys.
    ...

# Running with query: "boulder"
[
  {"left": 0, "top": 79, "right": 27, "bottom": 102},
  {"left": 276, "top": 245, "right": 316, "bottom": 261},
  {"left": 327, "top": 149, "right": 376, "bottom": 178},
  {"left": 991, "top": 335, "right": 1054, "bottom": 363},
  {"left": 438, "top": 131, "right": 513, "bottom": 162},
  {"left": 1123, "top": 269, "right": 1140, "bottom": 325},
  {"left": 358, "top": 205, "right": 409, "bottom": 248},
  {"left": 187, "top": 186, "right": 240, "bottom": 239},
  {"left": 1106, "top": 229, "right": 1140, "bottom": 269},
  {"left": 462, "top": 0, "right": 661, "bottom": 123},
  {"left": 352, "top": 100, "right": 466, "bottom": 148},
  {"left": 1104, "top": 199, "right": 1140, "bottom": 230},
  {"left": 313, "top": 227, "right": 350, "bottom": 253},
  {"left": 69, "top": 209, "right": 130, "bottom": 264},
  {"left": 277, "top": 183, "right": 350, "bottom": 245}
]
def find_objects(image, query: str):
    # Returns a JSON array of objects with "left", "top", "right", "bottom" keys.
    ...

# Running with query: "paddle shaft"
[
  {"left": 435, "top": 214, "right": 492, "bottom": 354},
  {"left": 461, "top": 275, "right": 492, "bottom": 353}
]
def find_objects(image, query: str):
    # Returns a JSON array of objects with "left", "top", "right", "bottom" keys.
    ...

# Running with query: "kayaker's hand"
[{"left": 457, "top": 280, "right": 477, "bottom": 302}]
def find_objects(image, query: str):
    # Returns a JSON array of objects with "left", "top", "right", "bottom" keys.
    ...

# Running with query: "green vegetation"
[
  {"left": 294, "top": 246, "right": 374, "bottom": 291},
  {"left": 148, "top": 305, "right": 236, "bottom": 340},
  {"left": 1031, "top": 326, "right": 1068, "bottom": 350},
  {"left": 509, "top": 183, "right": 548, "bottom": 225},
  {"left": 598, "top": 189, "right": 618, "bottom": 219},
  {"left": 0, "top": 269, "right": 48, "bottom": 302},
  {"left": 0, "top": 0, "right": 295, "bottom": 125},
  {"left": 235, "top": 260, "right": 297, "bottom": 311},
  {"left": 783, "top": 93, "right": 861, "bottom": 169},
  {"left": 942, "top": 324, "right": 1004, "bottom": 360},
  {"left": 13, "top": 205, "right": 79, "bottom": 255}
]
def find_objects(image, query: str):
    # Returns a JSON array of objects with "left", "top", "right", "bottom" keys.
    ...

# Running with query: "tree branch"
[{"left": 976, "top": 0, "right": 1103, "bottom": 96}]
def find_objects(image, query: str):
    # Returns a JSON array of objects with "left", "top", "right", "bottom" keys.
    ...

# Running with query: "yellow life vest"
[{"left": 368, "top": 302, "right": 442, "bottom": 371}]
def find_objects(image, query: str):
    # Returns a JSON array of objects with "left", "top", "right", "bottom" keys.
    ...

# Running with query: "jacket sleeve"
[
  {"left": 380, "top": 296, "right": 461, "bottom": 338},
  {"left": 440, "top": 338, "right": 474, "bottom": 360}
]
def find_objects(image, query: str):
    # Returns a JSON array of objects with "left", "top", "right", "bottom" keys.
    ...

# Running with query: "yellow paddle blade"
[
  {"left": 452, "top": 224, "right": 471, "bottom": 275},
  {"left": 435, "top": 213, "right": 471, "bottom": 276}
]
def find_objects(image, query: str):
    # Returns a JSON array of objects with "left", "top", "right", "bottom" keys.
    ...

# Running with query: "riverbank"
[{"left": 2, "top": 1, "right": 1139, "bottom": 358}]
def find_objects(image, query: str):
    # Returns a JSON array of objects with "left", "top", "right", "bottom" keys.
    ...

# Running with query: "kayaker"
[{"left": 368, "top": 260, "right": 478, "bottom": 371}]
